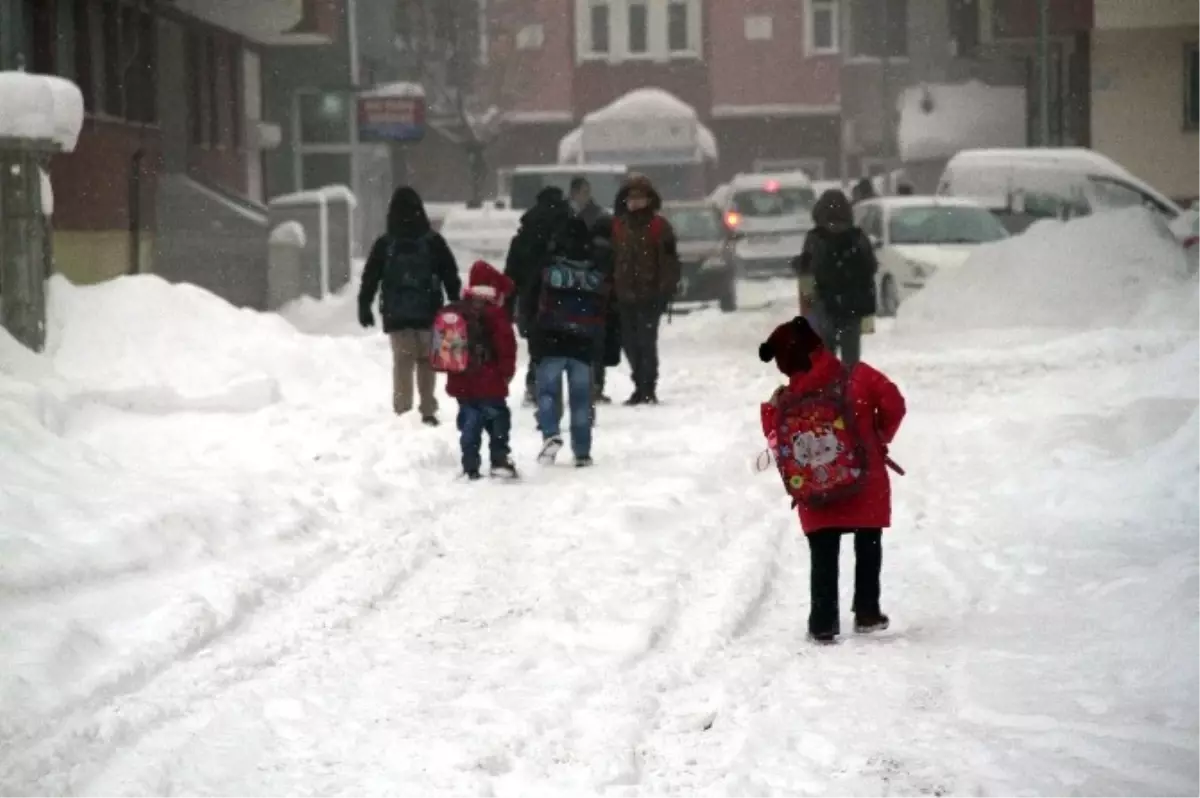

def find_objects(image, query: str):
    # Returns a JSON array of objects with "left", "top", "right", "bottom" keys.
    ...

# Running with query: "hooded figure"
[
  {"left": 446, "top": 260, "right": 519, "bottom": 480},
  {"left": 359, "top": 185, "right": 462, "bottom": 425},
  {"left": 506, "top": 186, "right": 573, "bottom": 403},
  {"left": 610, "top": 174, "right": 680, "bottom": 405},
  {"left": 757, "top": 315, "right": 906, "bottom": 643},
  {"left": 791, "top": 188, "right": 877, "bottom": 368}
]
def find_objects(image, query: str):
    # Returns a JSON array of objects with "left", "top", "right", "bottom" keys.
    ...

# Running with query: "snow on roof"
[
  {"left": 171, "top": 0, "right": 315, "bottom": 45},
  {"left": 897, "top": 80, "right": 1026, "bottom": 163},
  {"left": 359, "top": 82, "right": 425, "bottom": 99},
  {"left": 269, "top": 221, "right": 307, "bottom": 248},
  {"left": 583, "top": 88, "right": 697, "bottom": 123},
  {"left": 270, "top": 185, "right": 359, "bottom": 209},
  {"left": 696, "top": 125, "right": 718, "bottom": 161},
  {"left": 558, "top": 127, "right": 583, "bottom": 163},
  {"left": 0, "top": 71, "right": 85, "bottom": 152},
  {"left": 39, "top": 168, "right": 53, "bottom": 216},
  {"left": 860, "top": 195, "right": 988, "bottom": 210}
]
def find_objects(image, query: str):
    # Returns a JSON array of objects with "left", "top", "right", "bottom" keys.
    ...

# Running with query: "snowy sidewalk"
[{"left": 1, "top": 273, "right": 1197, "bottom": 795}]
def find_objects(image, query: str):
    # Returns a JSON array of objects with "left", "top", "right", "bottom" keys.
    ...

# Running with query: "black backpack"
[
  {"left": 380, "top": 233, "right": 439, "bottom": 325},
  {"left": 811, "top": 231, "right": 876, "bottom": 320}
]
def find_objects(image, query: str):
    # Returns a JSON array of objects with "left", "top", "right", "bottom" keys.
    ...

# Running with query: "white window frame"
[
  {"left": 753, "top": 157, "right": 826, "bottom": 179},
  {"left": 574, "top": 0, "right": 701, "bottom": 64},
  {"left": 576, "top": 0, "right": 612, "bottom": 61},
  {"left": 805, "top": 0, "right": 840, "bottom": 56}
]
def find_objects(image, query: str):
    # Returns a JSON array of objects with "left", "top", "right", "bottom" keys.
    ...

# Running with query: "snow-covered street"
[{"left": 2, "top": 212, "right": 1197, "bottom": 796}]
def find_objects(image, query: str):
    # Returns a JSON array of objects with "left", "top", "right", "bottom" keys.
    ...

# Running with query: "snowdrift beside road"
[{"left": 899, "top": 208, "right": 1197, "bottom": 334}]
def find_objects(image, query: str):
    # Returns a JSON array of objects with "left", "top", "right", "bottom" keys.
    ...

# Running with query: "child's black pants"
[{"left": 806, "top": 528, "right": 882, "bottom": 636}]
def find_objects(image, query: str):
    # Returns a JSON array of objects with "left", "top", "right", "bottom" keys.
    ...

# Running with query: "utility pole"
[
  {"left": 1036, "top": 0, "right": 1051, "bottom": 145},
  {"left": 879, "top": 0, "right": 893, "bottom": 192},
  {"left": 0, "top": 137, "right": 56, "bottom": 352}
]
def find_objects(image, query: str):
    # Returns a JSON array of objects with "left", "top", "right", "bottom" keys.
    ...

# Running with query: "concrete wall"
[{"left": 1091, "top": 25, "right": 1199, "bottom": 202}]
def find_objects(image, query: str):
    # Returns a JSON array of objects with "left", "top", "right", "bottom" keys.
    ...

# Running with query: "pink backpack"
[{"left": 430, "top": 301, "right": 491, "bottom": 374}]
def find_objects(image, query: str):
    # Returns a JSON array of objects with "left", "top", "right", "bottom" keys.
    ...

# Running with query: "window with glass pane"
[
  {"left": 1186, "top": 44, "right": 1198, "bottom": 130},
  {"left": 668, "top": 2, "right": 689, "bottom": 52},
  {"left": 811, "top": 3, "right": 834, "bottom": 51},
  {"left": 589, "top": 3, "right": 609, "bottom": 53},
  {"left": 299, "top": 91, "right": 351, "bottom": 144},
  {"left": 101, "top": 0, "right": 121, "bottom": 115},
  {"left": 55, "top": 0, "right": 75, "bottom": 78},
  {"left": 850, "top": 0, "right": 906, "bottom": 58},
  {"left": 628, "top": 2, "right": 648, "bottom": 54}
]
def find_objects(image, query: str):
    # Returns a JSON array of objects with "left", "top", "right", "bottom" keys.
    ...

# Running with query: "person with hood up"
[
  {"left": 445, "top": 260, "right": 519, "bottom": 481},
  {"left": 791, "top": 188, "right": 878, "bottom": 368},
  {"left": 505, "top": 186, "right": 573, "bottom": 405},
  {"left": 850, "top": 177, "right": 877, "bottom": 205},
  {"left": 523, "top": 218, "right": 618, "bottom": 467},
  {"left": 610, "top": 174, "right": 680, "bottom": 405},
  {"left": 359, "top": 185, "right": 462, "bottom": 426},
  {"left": 757, "top": 315, "right": 907, "bottom": 644}
]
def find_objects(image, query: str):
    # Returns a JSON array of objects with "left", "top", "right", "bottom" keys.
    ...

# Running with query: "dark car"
[{"left": 661, "top": 200, "right": 738, "bottom": 312}]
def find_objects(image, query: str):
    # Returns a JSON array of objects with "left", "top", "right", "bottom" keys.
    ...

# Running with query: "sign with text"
[{"left": 357, "top": 94, "right": 426, "bottom": 143}]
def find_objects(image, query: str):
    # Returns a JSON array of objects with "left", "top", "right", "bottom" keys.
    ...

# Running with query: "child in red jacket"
[
  {"left": 446, "top": 261, "right": 518, "bottom": 480},
  {"left": 758, "top": 316, "right": 906, "bottom": 644}
]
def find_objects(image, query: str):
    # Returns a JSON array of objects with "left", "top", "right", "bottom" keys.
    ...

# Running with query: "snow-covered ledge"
[
  {"left": 0, "top": 71, "right": 85, "bottom": 152},
  {"left": 171, "top": 0, "right": 327, "bottom": 44}
]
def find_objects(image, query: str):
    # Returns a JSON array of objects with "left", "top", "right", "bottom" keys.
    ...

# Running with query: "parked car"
[
  {"left": 438, "top": 204, "right": 522, "bottom": 265},
  {"left": 854, "top": 196, "right": 1010, "bottom": 316},
  {"left": 717, "top": 171, "right": 816, "bottom": 278},
  {"left": 661, "top": 200, "right": 738, "bottom": 312}
]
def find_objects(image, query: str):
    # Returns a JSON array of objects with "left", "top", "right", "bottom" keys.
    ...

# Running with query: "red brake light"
[
  {"left": 724, "top": 211, "right": 742, "bottom": 229},
  {"left": 763, "top": 179, "right": 780, "bottom": 193}
]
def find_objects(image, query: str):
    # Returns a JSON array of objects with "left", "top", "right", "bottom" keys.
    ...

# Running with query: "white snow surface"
[
  {"left": 271, "top": 184, "right": 358, "bottom": 209},
  {"left": 900, "top": 208, "right": 1198, "bottom": 333},
  {"left": 39, "top": 168, "right": 53, "bottom": 216},
  {"left": 0, "top": 71, "right": 85, "bottom": 152},
  {"left": 564, "top": 88, "right": 719, "bottom": 162},
  {"left": 897, "top": 80, "right": 1026, "bottom": 163},
  {"left": 269, "top": 220, "right": 307, "bottom": 248},
  {"left": 1, "top": 230, "right": 1197, "bottom": 794}
]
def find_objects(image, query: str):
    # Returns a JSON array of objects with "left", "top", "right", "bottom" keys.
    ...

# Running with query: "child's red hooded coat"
[
  {"left": 758, "top": 318, "right": 906, "bottom": 534},
  {"left": 445, "top": 261, "right": 517, "bottom": 401}
]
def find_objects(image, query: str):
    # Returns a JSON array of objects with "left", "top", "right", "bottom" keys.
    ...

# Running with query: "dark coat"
[
  {"left": 359, "top": 186, "right": 461, "bottom": 332},
  {"left": 574, "top": 199, "right": 607, "bottom": 231},
  {"left": 589, "top": 216, "right": 622, "bottom": 367},
  {"left": 523, "top": 218, "right": 619, "bottom": 364},
  {"left": 504, "top": 186, "right": 572, "bottom": 331},
  {"left": 793, "top": 189, "right": 877, "bottom": 321},
  {"left": 611, "top": 174, "right": 680, "bottom": 305}
]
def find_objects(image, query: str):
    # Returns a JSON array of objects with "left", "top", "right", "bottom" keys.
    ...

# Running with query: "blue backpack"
[{"left": 536, "top": 257, "right": 609, "bottom": 337}]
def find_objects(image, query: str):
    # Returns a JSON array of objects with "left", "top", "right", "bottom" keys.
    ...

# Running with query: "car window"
[
  {"left": 887, "top": 206, "right": 1010, "bottom": 245},
  {"left": 731, "top": 187, "right": 815, "bottom": 217},
  {"left": 1087, "top": 175, "right": 1173, "bottom": 218},
  {"left": 663, "top": 207, "right": 722, "bottom": 241}
]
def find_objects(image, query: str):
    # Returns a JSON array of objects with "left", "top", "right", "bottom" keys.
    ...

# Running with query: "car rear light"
[
  {"left": 763, "top": 179, "right": 780, "bottom": 193},
  {"left": 724, "top": 211, "right": 742, "bottom": 229},
  {"left": 1184, "top": 235, "right": 1198, "bottom": 249}
]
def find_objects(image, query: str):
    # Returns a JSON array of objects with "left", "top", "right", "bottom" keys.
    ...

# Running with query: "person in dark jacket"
[
  {"left": 523, "top": 218, "right": 618, "bottom": 467},
  {"left": 791, "top": 189, "right": 877, "bottom": 367},
  {"left": 505, "top": 186, "right": 572, "bottom": 405},
  {"left": 610, "top": 174, "right": 680, "bottom": 405},
  {"left": 850, "top": 177, "right": 877, "bottom": 205},
  {"left": 359, "top": 185, "right": 461, "bottom": 426},
  {"left": 569, "top": 176, "right": 607, "bottom": 231}
]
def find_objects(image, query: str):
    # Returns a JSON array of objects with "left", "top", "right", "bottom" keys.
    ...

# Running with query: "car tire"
[
  {"left": 879, "top": 275, "right": 900, "bottom": 317},
  {"left": 719, "top": 279, "right": 737, "bottom": 313}
]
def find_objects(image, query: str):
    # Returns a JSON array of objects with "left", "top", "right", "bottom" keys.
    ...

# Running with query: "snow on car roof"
[
  {"left": 861, "top": 195, "right": 988, "bottom": 210},
  {"left": 729, "top": 171, "right": 814, "bottom": 189},
  {"left": 946, "top": 147, "right": 1133, "bottom": 176},
  {"left": 512, "top": 163, "right": 627, "bottom": 174}
]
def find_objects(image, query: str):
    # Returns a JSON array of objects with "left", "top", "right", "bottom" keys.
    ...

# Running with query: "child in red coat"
[
  {"left": 446, "top": 261, "right": 518, "bottom": 480},
  {"left": 758, "top": 316, "right": 906, "bottom": 643}
]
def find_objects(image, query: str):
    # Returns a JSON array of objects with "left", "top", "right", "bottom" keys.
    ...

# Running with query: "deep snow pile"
[
  {"left": 899, "top": 208, "right": 1198, "bottom": 334},
  {"left": 0, "top": 268, "right": 1196, "bottom": 794}
]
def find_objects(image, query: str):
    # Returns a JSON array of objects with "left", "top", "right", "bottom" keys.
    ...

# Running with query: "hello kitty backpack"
[
  {"left": 430, "top": 301, "right": 492, "bottom": 374},
  {"left": 770, "top": 371, "right": 869, "bottom": 508}
]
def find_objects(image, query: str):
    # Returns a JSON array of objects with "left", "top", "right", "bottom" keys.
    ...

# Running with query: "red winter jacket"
[
  {"left": 760, "top": 348, "right": 906, "bottom": 534},
  {"left": 445, "top": 261, "right": 517, "bottom": 402}
]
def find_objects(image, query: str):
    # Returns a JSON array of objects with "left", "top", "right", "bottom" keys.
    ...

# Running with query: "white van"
[{"left": 936, "top": 148, "right": 1182, "bottom": 234}]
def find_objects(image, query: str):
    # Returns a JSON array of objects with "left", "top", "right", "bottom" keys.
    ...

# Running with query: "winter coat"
[
  {"left": 590, "top": 217, "right": 623, "bottom": 367},
  {"left": 760, "top": 348, "right": 906, "bottom": 534},
  {"left": 504, "top": 187, "right": 572, "bottom": 330},
  {"left": 611, "top": 175, "right": 681, "bottom": 305},
  {"left": 794, "top": 192, "right": 877, "bottom": 322},
  {"left": 445, "top": 261, "right": 518, "bottom": 401},
  {"left": 359, "top": 186, "right": 462, "bottom": 332},
  {"left": 574, "top": 199, "right": 607, "bottom": 231},
  {"left": 523, "top": 218, "right": 618, "bottom": 365}
]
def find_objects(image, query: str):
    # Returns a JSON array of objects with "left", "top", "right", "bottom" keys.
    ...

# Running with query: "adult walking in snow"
[
  {"left": 524, "top": 218, "right": 619, "bottom": 467},
  {"left": 587, "top": 215, "right": 622, "bottom": 405},
  {"left": 758, "top": 315, "right": 907, "bottom": 644},
  {"left": 505, "top": 186, "right": 573, "bottom": 406},
  {"left": 569, "top": 176, "right": 607, "bottom": 231},
  {"left": 611, "top": 174, "right": 680, "bottom": 405},
  {"left": 792, "top": 188, "right": 878, "bottom": 368},
  {"left": 358, "top": 185, "right": 462, "bottom": 426},
  {"left": 850, "top": 177, "right": 877, "bottom": 205}
]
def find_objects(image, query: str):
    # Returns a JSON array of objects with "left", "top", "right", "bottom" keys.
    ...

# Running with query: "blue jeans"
[
  {"left": 456, "top": 400, "right": 512, "bottom": 474},
  {"left": 536, "top": 357, "right": 592, "bottom": 458}
]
